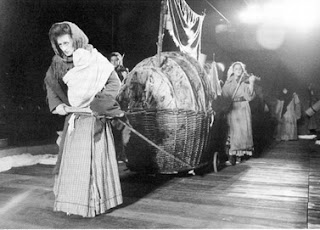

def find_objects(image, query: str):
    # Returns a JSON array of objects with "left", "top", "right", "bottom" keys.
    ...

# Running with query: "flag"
[{"left": 165, "top": 0, "right": 205, "bottom": 60}]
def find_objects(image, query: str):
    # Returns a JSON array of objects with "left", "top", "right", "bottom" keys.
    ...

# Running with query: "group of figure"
[{"left": 44, "top": 21, "right": 308, "bottom": 218}]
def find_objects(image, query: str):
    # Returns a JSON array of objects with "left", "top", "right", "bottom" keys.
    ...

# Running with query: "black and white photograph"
[{"left": 0, "top": 0, "right": 320, "bottom": 228}]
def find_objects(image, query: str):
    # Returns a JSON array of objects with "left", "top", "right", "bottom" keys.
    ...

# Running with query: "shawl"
[
  {"left": 63, "top": 48, "right": 114, "bottom": 108},
  {"left": 165, "top": 0, "right": 205, "bottom": 60},
  {"left": 44, "top": 21, "right": 92, "bottom": 103}
]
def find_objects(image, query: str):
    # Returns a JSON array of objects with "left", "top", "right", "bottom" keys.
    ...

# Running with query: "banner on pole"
[{"left": 165, "top": 0, "right": 205, "bottom": 60}]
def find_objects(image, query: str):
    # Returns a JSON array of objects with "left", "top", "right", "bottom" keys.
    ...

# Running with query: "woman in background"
[
  {"left": 110, "top": 52, "right": 129, "bottom": 82},
  {"left": 44, "top": 21, "right": 123, "bottom": 217},
  {"left": 222, "top": 62, "right": 256, "bottom": 165},
  {"left": 275, "top": 87, "right": 301, "bottom": 141},
  {"left": 307, "top": 84, "right": 318, "bottom": 134}
]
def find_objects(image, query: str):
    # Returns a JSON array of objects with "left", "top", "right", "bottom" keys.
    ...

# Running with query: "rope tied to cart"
[
  {"left": 114, "top": 117, "right": 193, "bottom": 168},
  {"left": 64, "top": 106, "right": 193, "bottom": 168}
]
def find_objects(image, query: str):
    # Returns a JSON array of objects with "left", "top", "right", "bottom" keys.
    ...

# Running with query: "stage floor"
[{"left": 0, "top": 140, "right": 320, "bottom": 228}]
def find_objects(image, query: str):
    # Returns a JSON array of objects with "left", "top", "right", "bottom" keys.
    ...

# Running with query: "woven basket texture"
[
  {"left": 118, "top": 52, "right": 214, "bottom": 173},
  {"left": 125, "top": 109, "right": 212, "bottom": 173}
]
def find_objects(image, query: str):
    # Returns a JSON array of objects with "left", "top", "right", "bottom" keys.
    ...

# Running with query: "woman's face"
[
  {"left": 110, "top": 56, "right": 119, "bottom": 67},
  {"left": 283, "top": 88, "right": 288, "bottom": 94},
  {"left": 57, "top": 34, "right": 75, "bottom": 57},
  {"left": 233, "top": 64, "right": 243, "bottom": 78}
]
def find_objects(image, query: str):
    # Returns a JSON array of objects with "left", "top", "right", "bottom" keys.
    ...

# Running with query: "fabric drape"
[
  {"left": 63, "top": 48, "right": 115, "bottom": 108},
  {"left": 165, "top": 0, "right": 205, "bottom": 60},
  {"left": 208, "top": 61, "right": 222, "bottom": 100}
]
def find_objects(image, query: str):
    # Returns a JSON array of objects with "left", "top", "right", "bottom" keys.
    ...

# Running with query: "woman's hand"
[
  {"left": 249, "top": 74, "right": 256, "bottom": 84},
  {"left": 52, "top": 103, "right": 68, "bottom": 115},
  {"left": 64, "top": 106, "right": 92, "bottom": 114}
]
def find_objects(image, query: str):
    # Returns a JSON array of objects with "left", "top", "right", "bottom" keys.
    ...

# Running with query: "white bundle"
[
  {"left": 0, "top": 153, "right": 57, "bottom": 172},
  {"left": 298, "top": 135, "right": 317, "bottom": 140}
]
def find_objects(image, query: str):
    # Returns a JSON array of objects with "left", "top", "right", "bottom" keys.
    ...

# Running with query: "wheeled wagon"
[{"left": 117, "top": 51, "right": 225, "bottom": 174}]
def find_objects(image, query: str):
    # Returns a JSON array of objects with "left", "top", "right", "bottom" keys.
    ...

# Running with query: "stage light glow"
[
  {"left": 256, "top": 24, "right": 286, "bottom": 50},
  {"left": 238, "top": 5, "right": 262, "bottom": 24},
  {"left": 215, "top": 24, "right": 228, "bottom": 33},
  {"left": 239, "top": 0, "right": 320, "bottom": 32}
]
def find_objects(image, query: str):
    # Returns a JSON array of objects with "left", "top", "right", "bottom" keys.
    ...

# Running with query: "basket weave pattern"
[{"left": 125, "top": 109, "right": 212, "bottom": 173}]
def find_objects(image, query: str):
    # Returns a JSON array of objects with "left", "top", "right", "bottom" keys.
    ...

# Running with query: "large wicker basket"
[
  {"left": 124, "top": 109, "right": 213, "bottom": 173},
  {"left": 118, "top": 52, "right": 214, "bottom": 173}
]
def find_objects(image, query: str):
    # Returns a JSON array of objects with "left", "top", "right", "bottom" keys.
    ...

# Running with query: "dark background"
[{"left": 0, "top": 0, "right": 319, "bottom": 144}]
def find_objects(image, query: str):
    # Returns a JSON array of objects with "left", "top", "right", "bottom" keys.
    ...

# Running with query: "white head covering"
[
  {"left": 63, "top": 48, "right": 116, "bottom": 108},
  {"left": 49, "top": 21, "right": 90, "bottom": 58},
  {"left": 226, "top": 61, "right": 247, "bottom": 81}
]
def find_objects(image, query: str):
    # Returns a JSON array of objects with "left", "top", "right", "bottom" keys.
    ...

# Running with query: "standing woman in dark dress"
[
  {"left": 307, "top": 84, "right": 318, "bottom": 134},
  {"left": 44, "top": 21, "right": 123, "bottom": 217}
]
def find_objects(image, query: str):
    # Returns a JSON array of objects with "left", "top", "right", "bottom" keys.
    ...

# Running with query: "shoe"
[{"left": 225, "top": 161, "right": 232, "bottom": 166}]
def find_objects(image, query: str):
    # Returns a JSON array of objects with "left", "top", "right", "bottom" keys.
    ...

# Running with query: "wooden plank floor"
[{"left": 0, "top": 139, "right": 319, "bottom": 228}]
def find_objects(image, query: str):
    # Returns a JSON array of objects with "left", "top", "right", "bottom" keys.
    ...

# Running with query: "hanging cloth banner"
[
  {"left": 165, "top": 0, "right": 205, "bottom": 60},
  {"left": 209, "top": 61, "right": 222, "bottom": 99}
]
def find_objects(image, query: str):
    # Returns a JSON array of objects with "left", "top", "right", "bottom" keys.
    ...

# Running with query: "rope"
[
  {"left": 65, "top": 111, "right": 193, "bottom": 168},
  {"left": 116, "top": 118, "right": 192, "bottom": 168},
  {"left": 202, "top": 0, "right": 230, "bottom": 24}
]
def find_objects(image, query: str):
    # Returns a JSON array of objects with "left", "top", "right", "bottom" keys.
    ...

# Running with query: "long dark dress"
[{"left": 275, "top": 93, "right": 301, "bottom": 141}]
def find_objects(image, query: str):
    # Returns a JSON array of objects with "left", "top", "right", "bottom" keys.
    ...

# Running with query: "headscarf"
[
  {"left": 44, "top": 21, "right": 93, "bottom": 102},
  {"left": 226, "top": 61, "right": 248, "bottom": 82},
  {"left": 49, "top": 21, "right": 91, "bottom": 58}
]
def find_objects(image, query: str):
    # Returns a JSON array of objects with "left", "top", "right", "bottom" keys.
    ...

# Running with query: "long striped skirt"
[{"left": 53, "top": 115, "right": 123, "bottom": 217}]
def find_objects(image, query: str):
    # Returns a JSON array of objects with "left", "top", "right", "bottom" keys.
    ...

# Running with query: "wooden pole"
[
  {"left": 202, "top": 0, "right": 230, "bottom": 24},
  {"left": 157, "top": 0, "right": 167, "bottom": 67},
  {"left": 111, "top": 0, "right": 115, "bottom": 51}
]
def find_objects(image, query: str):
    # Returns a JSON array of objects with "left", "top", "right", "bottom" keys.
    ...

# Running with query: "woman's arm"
[
  {"left": 46, "top": 83, "right": 70, "bottom": 116},
  {"left": 241, "top": 76, "right": 255, "bottom": 101},
  {"left": 44, "top": 64, "right": 69, "bottom": 115},
  {"left": 103, "top": 71, "right": 121, "bottom": 98}
]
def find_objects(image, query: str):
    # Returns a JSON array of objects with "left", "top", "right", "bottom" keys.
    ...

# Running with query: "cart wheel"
[
  {"left": 213, "top": 151, "right": 220, "bottom": 173},
  {"left": 230, "top": 155, "right": 236, "bottom": 166}
]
